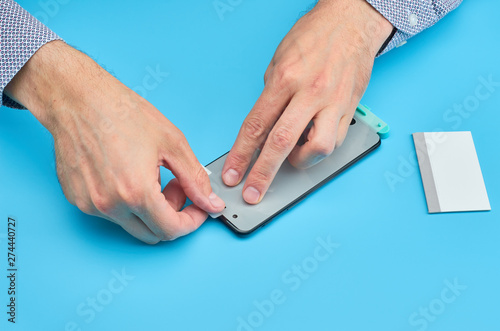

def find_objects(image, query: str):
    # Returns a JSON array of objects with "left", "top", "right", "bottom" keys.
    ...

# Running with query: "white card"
[{"left": 413, "top": 131, "right": 491, "bottom": 213}]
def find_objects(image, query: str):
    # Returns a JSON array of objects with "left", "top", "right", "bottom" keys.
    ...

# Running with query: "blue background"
[{"left": 1, "top": 0, "right": 498, "bottom": 330}]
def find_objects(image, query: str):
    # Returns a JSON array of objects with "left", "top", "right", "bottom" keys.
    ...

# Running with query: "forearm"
[
  {"left": 0, "top": 0, "right": 62, "bottom": 108},
  {"left": 4, "top": 40, "right": 128, "bottom": 132},
  {"left": 4, "top": 40, "right": 73, "bottom": 126}
]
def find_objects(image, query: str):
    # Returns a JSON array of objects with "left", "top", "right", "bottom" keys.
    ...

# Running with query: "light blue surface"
[{"left": 1, "top": 1, "right": 498, "bottom": 330}]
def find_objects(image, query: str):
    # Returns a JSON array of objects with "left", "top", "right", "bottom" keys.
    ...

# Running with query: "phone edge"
[{"left": 208, "top": 136, "right": 382, "bottom": 235}]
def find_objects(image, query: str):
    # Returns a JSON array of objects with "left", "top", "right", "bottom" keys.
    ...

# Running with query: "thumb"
[{"left": 164, "top": 140, "right": 225, "bottom": 214}]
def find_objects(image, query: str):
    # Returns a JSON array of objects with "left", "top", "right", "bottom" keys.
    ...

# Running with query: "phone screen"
[{"left": 205, "top": 116, "right": 381, "bottom": 234}]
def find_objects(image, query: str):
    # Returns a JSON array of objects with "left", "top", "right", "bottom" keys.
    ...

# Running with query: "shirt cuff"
[
  {"left": 1, "top": 0, "right": 63, "bottom": 109},
  {"left": 366, "top": 0, "right": 463, "bottom": 56}
]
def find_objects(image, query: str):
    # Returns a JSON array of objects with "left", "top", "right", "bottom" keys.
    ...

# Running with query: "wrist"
[
  {"left": 361, "top": 0, "right": 396, "bottom": 57},
  {"left": 4, "top": 40, "right": 117, "bottom": 132},
  {"left": 359, "top": 0, "right": 394, "bottom": 56},
  {"left": 313, "top": 0, "right": 394, "bottom": 58}
]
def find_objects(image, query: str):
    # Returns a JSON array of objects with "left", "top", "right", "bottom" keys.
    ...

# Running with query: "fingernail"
[
  {"left": 209, "top": 192, "right": 225, "bottom": 210},
  {"left": 243, "top": 186, "right": 260, "bottom": 204},
  {"left": 223, "top": 169, "right": 239, "bottom": 186}
]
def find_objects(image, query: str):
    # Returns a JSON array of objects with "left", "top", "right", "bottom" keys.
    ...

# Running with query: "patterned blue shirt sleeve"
[
  {"left": 0, "top": 0, "right": 62, "bottom": 109},
  {"left": 0, "top": 0, "right": 463, "bottom": 109},
  {"left": 367, "top": 0, "right": 463, "bottom": 55}
]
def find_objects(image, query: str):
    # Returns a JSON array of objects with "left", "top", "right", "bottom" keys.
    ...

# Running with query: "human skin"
[
  {"left": 4, "top": 40, "right": 225, "bottom": 244},
  {"left": 222, "top": 0, "right": 393, "bottom": 204},
  {"left": 3, "top": 0, "right": 391, "bottom": 243}
]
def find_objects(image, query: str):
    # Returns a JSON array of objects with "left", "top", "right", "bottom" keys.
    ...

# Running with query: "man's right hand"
[{"left": 4, "top": 40, "right": 225, "bottom": 244}]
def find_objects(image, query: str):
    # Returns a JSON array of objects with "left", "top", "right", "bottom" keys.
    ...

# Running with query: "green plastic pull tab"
[{"left": 355, "top": 104, "right": 390, "bottom": 139}]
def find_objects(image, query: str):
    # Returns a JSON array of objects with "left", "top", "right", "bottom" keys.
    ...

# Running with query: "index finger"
[
  {"left": 222, "top": 79, "right": 292, "bottom": 187},
  {"left": 241, "top": 95, "right": 313, "bottom": 204},
  {"left": 133, "top": 182, "right": 207, "bottom": 241}
]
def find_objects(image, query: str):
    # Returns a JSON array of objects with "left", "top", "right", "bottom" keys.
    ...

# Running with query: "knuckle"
[
  {"left": 242, "top": 117, "right": 267, "bottom": 140},
  {"left": 249, "top": 168, "right": 273, "bottom": 186},
  {"left": 162, "top": 127, "right": 189, "bottom": 154},
  {"left": 91, "top": 191, "right": 115, "bottom": 216},
  {"left": 75, "top": 197, "right": 95, "bottom": 215},
  {"left": 270, "top": 126, "right": 295, "bottom": 152},
  {"left": 227, "top": 151, "right": 250, "bottom": 170},
  {"left": 273, "top": 62, "right": 298, "bottom": 89},
  {"left": 172, "top": 128, "right": 187, "bottom": 144},
  {"left": 308, "top": 74, "right": 330, "bottom": 95},
  {"left": 193, "top": 165, "right": 210, "bottom": 188},
  {"left": 310, "top": 139, "right": 335, "bottom": 157},
  {"left": 118, "top": 182, "right": 146, "bottom": 212}
]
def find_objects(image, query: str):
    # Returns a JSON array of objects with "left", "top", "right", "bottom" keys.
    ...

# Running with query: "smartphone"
[{"left": 205, "top": 111, "right": 383, "bottom": 235}]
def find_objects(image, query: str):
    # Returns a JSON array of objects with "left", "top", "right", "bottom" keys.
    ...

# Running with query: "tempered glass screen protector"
[{"left": 206, "top": 117, "right": 381, "bottom": 234}]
